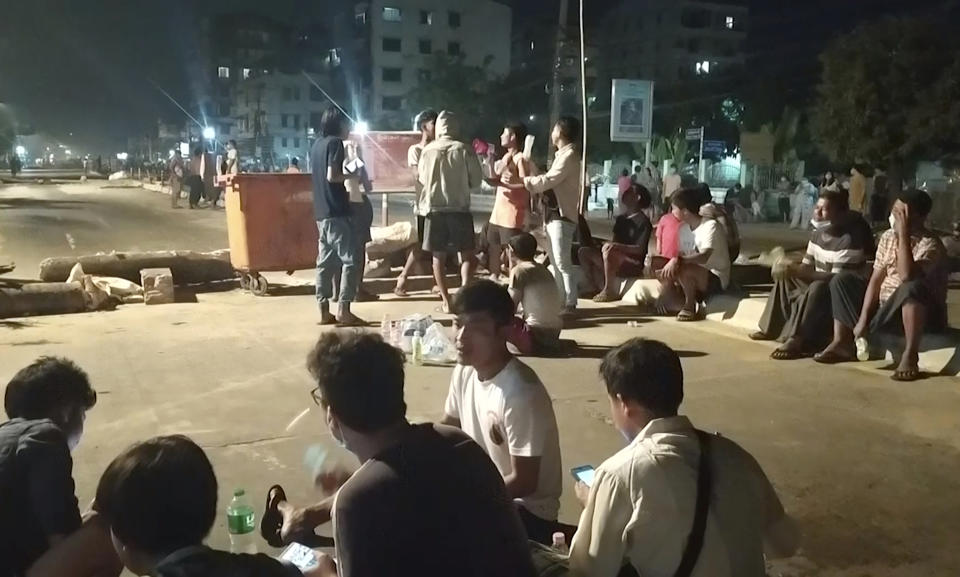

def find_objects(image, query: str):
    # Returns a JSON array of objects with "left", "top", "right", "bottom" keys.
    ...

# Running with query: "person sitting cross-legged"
[
  {"left": 579, "top": 183, "right": 653, "bottom": 302},
  {"left": 505, "top": 233, "right": 563, "bottom": 355},
  {"left": 750, "top": 190, "right": 874, "bottom": 359},
  {"left": 655, "top": 187, "right": 730, "bottom": 321},
  {"left": 567, "top": 338, "right": 800, "bottom": 577},
  {"left": 442, "top": 280, "right": 567, "bottom": 545},
  {"left": 815, "top": 188, "right": 947, "bottom": 381}
]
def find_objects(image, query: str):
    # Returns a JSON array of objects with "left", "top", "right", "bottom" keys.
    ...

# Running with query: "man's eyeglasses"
[{"left": 309, "top": 387, "right": 325, "bottom": 407}]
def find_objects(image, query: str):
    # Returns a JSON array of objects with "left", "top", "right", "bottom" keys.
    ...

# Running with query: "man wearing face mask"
[
  {"left": 750, "top": 190, "right": 873, "bottom": 359},
  {"left": 261, "top": 331, "right": 536, "bottom": 577},
  {"left": 0, "top": 357, "right": 98, "bottom": 577},
  {"left": 567, "top": 338, "right": 799, "bottom": 577}
]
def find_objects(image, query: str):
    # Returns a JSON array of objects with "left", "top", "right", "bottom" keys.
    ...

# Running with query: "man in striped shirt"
[{"left": 751, "top": 190, "right": 873, "bottom": 359}]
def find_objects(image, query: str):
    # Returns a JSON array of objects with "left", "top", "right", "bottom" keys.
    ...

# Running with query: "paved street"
[{"left": 1, "top": 182, "right": 959, "bottom": 576}]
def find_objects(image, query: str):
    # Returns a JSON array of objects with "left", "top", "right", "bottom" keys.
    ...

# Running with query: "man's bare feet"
[
  {"left": 319, "top": 312, "right": 337, "bottom": 325},
  {"left": 813, "top": 340, "right": 856, "bottom": 364},
  {"left": 770, "top": 338, "right": 805, "bottom": 360},
  {"left": 892, "top": 353, "right": 921, "bottom": 381},
  {"left": 336, "top": 311, "right": 366, "bottom": 327},
  {"left": 592, "top": 291, "right": 617, "bottom": 303}
]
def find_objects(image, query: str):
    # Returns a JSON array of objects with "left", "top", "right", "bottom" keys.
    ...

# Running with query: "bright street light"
[
  {"left": 354, "top": 121, "right": 369, "bottom": 135},
  {"left": 202, "top": 126, "right": 216, "bottom": 140},
  {"left": 14, "top": 145, "right": 25, "bottom": 156},
  {"left": 116, "top": 152, "right": 129, "bottom": 161}
]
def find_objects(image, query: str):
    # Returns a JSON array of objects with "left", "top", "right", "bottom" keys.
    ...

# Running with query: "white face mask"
[
  {"left": 811, "top": 219, "right": 831, "bottom": 230},
  {"left": 889, "top": 214, "right": 897, "bottom": 230}
]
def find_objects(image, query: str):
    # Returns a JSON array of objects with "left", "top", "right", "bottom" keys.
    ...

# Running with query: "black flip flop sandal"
[{"left": 261, "top": 485, "right": 286, "bottom": 548}]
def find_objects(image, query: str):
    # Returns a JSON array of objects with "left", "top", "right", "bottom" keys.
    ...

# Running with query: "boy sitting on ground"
[
  {"left": 656, "top": 188, "right": 730, "bottom": 321},
  {"left": 95, "top": 435, "right": 312, "bottom": 577},
  {"left": 505, "top": 232, "right": 563, "bottom": 354},
  {"left": 578, "top": 183, "right": 653, "bottom": 302}
]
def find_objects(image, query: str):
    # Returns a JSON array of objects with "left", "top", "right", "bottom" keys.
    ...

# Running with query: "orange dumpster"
[{"left": 225, "top": 173, "right": 318, "bottom": 295}]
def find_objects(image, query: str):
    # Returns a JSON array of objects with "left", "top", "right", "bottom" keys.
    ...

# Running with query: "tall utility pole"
[{"left": 547, "top": 0, "right": 569, "bottom": 164}]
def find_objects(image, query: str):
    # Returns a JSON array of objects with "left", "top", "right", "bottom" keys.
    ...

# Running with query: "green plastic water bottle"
[{"left": 226, "top": 488, "right": 257, "bottom": 554}]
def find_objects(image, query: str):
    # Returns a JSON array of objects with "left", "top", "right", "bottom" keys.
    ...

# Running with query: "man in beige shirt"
[
  {"left": 518, "top": 116, "right": 583, "bottom": 312},
  {"left": 568, "top": 338, "right": 799, "bottom": 577},
  {"left": 849, "top": 165, "right": 868, "bottom": 213}
]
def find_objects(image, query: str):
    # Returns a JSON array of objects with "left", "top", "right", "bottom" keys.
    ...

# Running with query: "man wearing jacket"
[{"left": 418, "top": 111, "right": 483, "bottom": 313}]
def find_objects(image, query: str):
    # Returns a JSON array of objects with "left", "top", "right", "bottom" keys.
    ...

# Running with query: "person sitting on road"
[
  {"left": 505, "top": 233, "right": 563, "bottom": 355},
  {"left": 579, "top": 183, "right": 653, "bottom": 302},
  {"left": 567, "top": 338, "right": 800, "bottom": 577},
  {"left": 0, "top": 357, "right": 108, "bottom": 577},
  {"left": 750, "top": 190, "right": 874, "bottom": 360},
  {"left": 442, "top": 280, "right": 567, "bottom": 545},
  {"left": 655, "top": 188, "right": 730, "bottom": 321},
  {"left": 94, "top": 435, "right": 307, "bottom": 577},
  {"left": 262, "top": 331, "right": 536, "bottom": 577},
  {"left": 815, "top": 188, "right": 947, "bottom": 381}
]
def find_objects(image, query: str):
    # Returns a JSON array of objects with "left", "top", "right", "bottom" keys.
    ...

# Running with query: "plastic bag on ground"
[
  {"left": 397, "top": 313, "right": 434, "bottom": 352},
  {"left": 422, "top": 322, "right": 457, "bottom": 363}
]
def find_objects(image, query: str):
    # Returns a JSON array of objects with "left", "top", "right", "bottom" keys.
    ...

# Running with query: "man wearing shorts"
[
  {"left": 579, "top": 183, "right": 653, "bottom": 302},
  {"left": 418, "top": 111, "right": 482, "bottom": 313},
  {"left": 485, "top": 122, "right": 533, "bottom": 282},
  {"left": 396, "top": 109, "right": 438, "bottom": 296},
  {"left": 656, "top": 187, "right": 730, "bottom": 321}
]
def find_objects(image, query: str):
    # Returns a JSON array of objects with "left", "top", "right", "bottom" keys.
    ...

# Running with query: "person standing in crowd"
[
  {"left": 642, "top": 165, "right": 662, "bottom": 219},
  {"left": 617, "top": 169, "right": 632, "bottom": 197},
  {"left": 395, "top": 109, "right": 438, "bottom": 297},
  {"left": 417, "top": 110, "right": 481, "bottom": 314},
  {"left": 751, "top": 186, "right": 765, "bottom": 221},
  {"left": 848, "top": 165, "right": 868, "bottom": 214},
  {"left": 187, "top": 147, "right": 204, "bottom": 209},
  {"left": 579, "top": 183, "right": 653, "bottom": 302},
  {"left": 311, "top": 107, "right": 363, "bottom": 326},
  {"left": 344, "top": 140, "right": 377, "bottom": 302},
  {"left": 816, "top": 189, "right": 947, "bottom": 381},
  {"left": 201, "top": 143, "right": 217, "bottom": 208},
  {"left": 10, "top": 152, "right": 22, "bottom": 177},
  {"left": 567, "top": 338, "right": 799, "bottom": 577},
  {"left": 485, "top": 123, "right": 534, "bottom": 282},
  {"left": 776, "top": 176, "right": 792, "bottom": 224},
  {"left": 0, "top": 357, "right": 100, "bottom": 577},
  {"left": 285, "top": 157, "right": 301, "bottom": 173},
  {"left": 871, "top": 168, "right": 889, "bottom": 226},
  {"left": 821, "top": 171, "right": 839, "bottom": 193},
  {"left": 791, "top": 177, "right": 817, "bottom": 230},
  {"left": 263, "top": 331, "right": 537, "bottom": 577},
  {"left": 505, "top": 233, "right": 563, "bottom": 355},
  {"left": 225, "top": 139, "right": 240, "bottom": 176},
  {"left": 518, "top": 116, "right": 583, "bottom": 314},
  {"left": 663, "top": 164, "right": 682, "bottom": 208},
  {"left": 442, "top": 281, "right": 565, "bottom": 544},
  {"left": 657, "top": 188, "right": 730, "bottom": 321},
  {"left": 168, "top": 150, "right": 184, "bottom": 209},
  {"left": 750, "top": 190, "right": 873, "bottom": 359}
]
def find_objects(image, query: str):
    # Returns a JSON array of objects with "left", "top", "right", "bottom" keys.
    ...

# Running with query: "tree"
[
  {"left": 404, "top": 54, "right": 494, "bottom": 140},
  {"left": 811, "top": 14, "right": 960, "bottom": 192}
]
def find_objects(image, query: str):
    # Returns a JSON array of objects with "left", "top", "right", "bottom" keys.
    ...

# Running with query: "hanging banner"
[{"left": 610, "top": 79, "right": 654, "bottom": 143}]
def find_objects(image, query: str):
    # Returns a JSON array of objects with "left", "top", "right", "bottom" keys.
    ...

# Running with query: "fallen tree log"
[
  {"left": 0, "top": 283, "right": 87, "bottom": 318},
  {"left": 39, "top": 250, "right": 235, "bottom": 285}
]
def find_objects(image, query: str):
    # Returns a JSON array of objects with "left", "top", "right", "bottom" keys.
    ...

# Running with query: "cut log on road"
[
  {"left": 0, "top": 283, "right": 87, "bottom": 319},
  {"left": 39, "top": 250, "right": 234, "bottom": 285}
]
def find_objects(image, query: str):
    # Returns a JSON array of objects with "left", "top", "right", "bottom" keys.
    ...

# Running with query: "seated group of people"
[
  {"left": 2, "top": 282, "right": 800, "bottom": 577},
  {"left": 750, "top": 187, "right": 947, "bottom": 382}
]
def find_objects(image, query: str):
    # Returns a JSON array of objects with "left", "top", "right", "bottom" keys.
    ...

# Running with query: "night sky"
[{"left": 0, "top": 0, "right": 948, "bottom": 154}]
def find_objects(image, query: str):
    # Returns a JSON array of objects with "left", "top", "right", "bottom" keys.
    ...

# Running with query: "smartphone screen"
[
  {"left": 571, "top": 465, "right": 595, "bottom": 487},
  {"left": 279, "top": 543, "right": 320, "bottom": 572}
]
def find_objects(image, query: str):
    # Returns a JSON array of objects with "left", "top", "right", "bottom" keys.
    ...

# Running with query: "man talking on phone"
[{"left": 567, "top": 338, "right": 799, "bottom": 577}]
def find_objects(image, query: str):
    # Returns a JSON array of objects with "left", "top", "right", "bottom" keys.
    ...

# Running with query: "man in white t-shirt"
[
  {"left": 656, "top": 187, "right": 730, "bottom": 321},
  {"left": 395, "top": 109, "right": 438, "bottom": 297},
  {"left": 441, "top": 280, "right": 565, "bottom": 544}
]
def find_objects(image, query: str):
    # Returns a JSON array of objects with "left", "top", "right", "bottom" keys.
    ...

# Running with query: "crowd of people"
[{"left": 167, "top": 140, "right": 240, "bottom": 210}]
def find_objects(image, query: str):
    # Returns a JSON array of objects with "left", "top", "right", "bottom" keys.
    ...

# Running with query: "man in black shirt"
[
  {"left": 310, "top": 107, "right": 363, "bottom": 326},
  {"left": 263, "top": 331, "right": 536, "bottom": 577},
  {"left": 0, "top": 357, "right": 98, "bottom": 577},
  {"left": 579, "top": 183, "right": 653, "bottom": 302}
]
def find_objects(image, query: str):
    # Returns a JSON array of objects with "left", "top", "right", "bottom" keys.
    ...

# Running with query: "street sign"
[
  {"left": 703, "top": 140, "right": 726, "bottom": 155},
  {"left": 685, "top": 127, "right": 703, "bottom": 141}
]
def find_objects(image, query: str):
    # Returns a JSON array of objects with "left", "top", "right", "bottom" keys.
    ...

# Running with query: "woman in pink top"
[{"left": 486, "top": 123, "right": 534, "bottom": 281}]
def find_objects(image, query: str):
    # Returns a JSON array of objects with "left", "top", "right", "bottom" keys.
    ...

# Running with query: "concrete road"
[{"left": 1, "top": 290, "right": 958, "bottom": 576}]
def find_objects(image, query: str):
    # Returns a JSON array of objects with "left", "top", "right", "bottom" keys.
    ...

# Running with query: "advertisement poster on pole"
[{"left": 610, "top": 79, "right": 654, "bottom": 143}]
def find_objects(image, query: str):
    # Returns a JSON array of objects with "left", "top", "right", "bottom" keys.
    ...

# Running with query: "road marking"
[{"left": 65, "top": 233, "right": 76, "bottom": 250}]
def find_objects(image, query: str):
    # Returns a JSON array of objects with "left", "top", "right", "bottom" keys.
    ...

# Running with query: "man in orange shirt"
[{"left": 486, "top": 123, "right": 534, "bottom": 281}]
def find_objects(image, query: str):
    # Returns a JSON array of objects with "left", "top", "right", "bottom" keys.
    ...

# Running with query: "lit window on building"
[
  {"left": 725, "top": 16, "right": 735, "bottom": 29},
  {"left": 354, "top": 6, "right": 367, "bottom": 26},
  {"left": 695, "top": 60, "right": 714, "bottom": 75},
  {"left": 383, "top": 7, "right": 402, "bottom": 22},
  {"left": 420, "top": 10, "right": 433, "bottom": 25},
  {"left": 218, "top": 66, "right": 230, "bottom": 79},
  {"left": 242, "top": 68, "right": 252, "bottom": 79}
]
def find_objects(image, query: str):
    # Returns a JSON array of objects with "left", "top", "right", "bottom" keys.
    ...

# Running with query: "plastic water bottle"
[
  {"left": 551, "top": 532, "right": 569, "bottom": 555},
  {"left": 391, "top": 319, "right": 402, "bottom": 348},
  {"left": 411, "top": 330, "right": 423, "bottom": 365},
  {"left": 855, "top": 337, "right": 870, "bottom": 362},
  {"left": 380, "top": 314, "right": 392, "bottom": 342},
  {"left": 226, "top": 489, "right": 257, "bottom": 554}
]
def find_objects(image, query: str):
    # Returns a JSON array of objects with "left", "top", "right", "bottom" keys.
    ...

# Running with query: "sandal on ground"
[
  {"left": 592, "top": 292, "right": 617, "bottom": 303},
  {"left": 261, "top": 485, "right": 286, "bottom": 548},
  {"left": 812, "top": 350, "right": 856, "bottom": 364},
  {"left": 676, "top": 308, "right": 700, "bottom": 322},
  {"left": 891, "top": 368, "right": 921, "bottom": 382},
  {"left": 749, "top": 331, "right": 772, "bottom": 341},
  {"left": 770, "top": 348, "right": 805, "bottom": 360}
]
